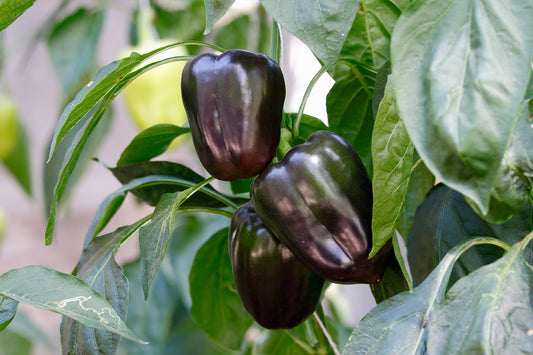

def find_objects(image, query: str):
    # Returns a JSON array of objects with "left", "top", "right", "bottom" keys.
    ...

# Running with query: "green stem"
[
  {"left": 270, "top": 19, "right": 281, "bottom": 63},
  {"left": 176, "top": 206, "right": 234, "bottom": 219},
  {"left": 284, "top": 330, "right": 315, "bottom": 355},
  {"left": 313, "top": 313, "right": 340, "bottom": 355},
  {"left": 293, "top": 63, "right": 331, "bottom": 139}
]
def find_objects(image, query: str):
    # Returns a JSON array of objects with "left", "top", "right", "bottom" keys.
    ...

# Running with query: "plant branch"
[{"left": 313, "top": 313, "right": 341, "bottom": 355}]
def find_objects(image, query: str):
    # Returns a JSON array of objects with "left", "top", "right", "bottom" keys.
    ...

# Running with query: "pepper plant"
[{"left": 0, "top": 0, "right": 532, "bottom": 354}]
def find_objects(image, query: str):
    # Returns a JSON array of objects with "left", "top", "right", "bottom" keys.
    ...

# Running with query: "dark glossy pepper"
[
  {"left": 229, "top": 202, "right": 324, "bottom": 329},
  {"left": 251, "top": 130, "right": 391, "bottom": 283},
  {"left": 181, "top": 49, "right": 285, "bottom": 181}
]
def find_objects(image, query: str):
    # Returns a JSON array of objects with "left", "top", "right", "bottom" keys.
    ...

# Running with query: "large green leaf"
[
  {"left": 0, "top": 266, "right": 144, "bottom": 344},
  {"left": 203, "top": 0, "right": 236, "bottom": 34},
  {"left": 408, "top": 184, "right": 533, "bottom": 286},
  {"left": 391, "top": 0, "right": 533, "bottom": 217},
  {"left": 61, "top": 224, "right": 137, "bottom": 354},
  {"left": 326, "top": 62, "right": 376, "bottom": 172},
  {"left": 0, "top": 0, "right": 35, "bottom": 31},
  {"left": 370, "top": 79, "right": 413, "bottom": 256},
  {"left": 260, "top": 0, "right": 359, "bottom": 65},
  {"left": 47, "top": 7, "right": 104, "bottom": 95},
  {"left": 343, "top": 235, "right": 532, "bottom": 354},
  {"left": 340, "top": 0, "right": 411, "bottom": 69},
  {"left": 189, "top": 228, "right": 253, "bottom": 350}
]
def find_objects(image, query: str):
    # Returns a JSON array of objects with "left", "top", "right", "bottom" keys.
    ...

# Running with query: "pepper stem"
[
  {"left": 270, "top": 19, "right": 282, "bottom": 64},
  {"left": 313, "top": 312, "right": 341, "bottom": 355}
]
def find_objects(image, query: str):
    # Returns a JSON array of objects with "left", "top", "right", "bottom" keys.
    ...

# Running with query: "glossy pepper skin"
[
  {"left": 229, "top": 202, "right": 324, "bottom": 329},
  {"left": 181, "top": 49, "right": 285, "bottom": 181},
  {"left": 251, "top": 130, "right": 391, "bottom": 283}
]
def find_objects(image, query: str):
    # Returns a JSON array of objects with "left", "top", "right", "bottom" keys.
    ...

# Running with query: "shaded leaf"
[
  {"left": 340, "top": 0, "right": 411, "bottom": 69},
  {"left": 344, "top": 236, "right": 528, "bottom": 354},
  {"left": 117, "top": 124, "right": 190, "bottom": 166},
  {"left": 391, "top": 0, "right": 533, "bottom": 216},
  {"left": 408, "top": 184, "right": 533, "bottom": 286},
  {"left": 260, "top": 0, "right": 358, "bottom": 65},
  {"left": 204, "top": 0, "right": 236, "bottom": 34},
  {"left": 370, "top": 79, "right": 413, "bottom": 256},
  {"left": 326, "top": 62, "right": 375, "bottom": 172},
  {"left": 190, "top": 228, "right": 253, "bottom": 349},
  {"left": 370, "top": 247, "right": 410, "bottom": 304},
  {"left": 0, "top": 0, "right": 35, "bottom": 31},
  {"left": 47, "top": 7, "right": 104, "bottom": 95},
  {"left": 0, "top": 266, "right": 144, "bottom": 343},
  {"left": 111, "top": 161, "right": 244, "bottom": 207}
]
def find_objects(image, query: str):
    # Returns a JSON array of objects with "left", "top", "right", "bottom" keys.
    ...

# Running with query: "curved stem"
[
  {"left": 270, "top": 20, "right": 282, "bottom": 64},
  {"left": 176, "top": 206, "right": 234, "bottom": 219},
  {"left": 293, "top": 63, "right": 332, "bottom": 139},
  {"left": 313, "top": 313, "right": 341, "bottom": 355},
  {"left": 284, "top": 330, "right": 315, "bottom": 355}
]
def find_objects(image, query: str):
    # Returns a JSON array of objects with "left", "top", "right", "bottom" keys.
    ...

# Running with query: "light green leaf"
[
  {"left": 391, "top": 0, "right": 533, "bottom": 216},
  {"left": 340, "top": 0, "right": 412, "bottom": 69},
  {"left": 260, "top": 0, "right": 359, "bottom": 65},
  {"left": 0, "top": 296, "right": 17, "bottom": 331},
  {"left": 0, "top": 0, "right": 35, "bottom": 31},
  {"left": 140, "top": 178, "right": 215, "bottom": 299},
  {"left": 61, "top": 224, "right": 138, "bottom": 354},
  {"left": 2, "top": 120, "right": 31, "bottom": 196},
  {"left": 47, "top": 7, "right": 104, "bottom": 95},
  {"left": 204, "top": 0, "right": 236, "bottom": 34},
  {"left": 370, "top": 79, "right": 413, "bottom": 256},
  {"left": 343, "top": 236, "right": 525, "bottom": 354},
  {"left": 189, "top": 228, "right": 253, "bottom": 350},
  {"left": 0, "top": 266, "right": 145, "bottom": 344}
]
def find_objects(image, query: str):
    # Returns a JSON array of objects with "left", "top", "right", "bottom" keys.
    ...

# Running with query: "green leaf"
[
  {"left": 204, "top": 0, "right": 236, "bottom": 34},
  {"left": 61, "top": 224, "right": 138, "bottom": 354},
  {"left": 0, "top": 296, "right": 17, "bottom": 331},
  {"left": 340, "top": 0, "right": 411, "bottom": 69},
  {"left": 260, "top": 0, "right": 359, "bottom": 65},
  {"left": 189, "top": 228, "right": 253, "bottom": 349},
  {"left": 111, "top": 161, "right": 243, "bottom": 207},
  {"left": 343, "top": 236, "right": 525, "bottom": 354},
  {"left": 391, "top": 0, "right": 533, "bottom": 216},
  {"left": 140, "top": 178, "right": 215, "bottom": 299},
  {"left": 2, "top": 120, "right": 31, "bottom": 195},
  {"left": 396, "top": 158, "right": 435, "bottom": 240},
  {"left": 0, "top": 0, "right": 35, "bottom": 31},
  {"left": 370, "top": 79, "right": 413, "bottom": 256},
  {"left": 283, "top": 112, "right": 329, "bottom": 144},
  {"left": 370, "top": 248, "right": 411, "bottom": 303},
  {"left": 408, "top": 184, "right": 533, "bottom": 286},
  {"left": 47, "top": 7, "right": 104, "bottom": 95},
  {"left": 326, "top": 62, "right": 376, "bottom": 173},
  {"left": 0, "top": 265, "right": 145, "bottom": 344},
  {"left": 43, "top": 106, "right": 112, "bottom": 216},
  {"left": 117, "top": 124, "right": 190, "bottom": 166},
  {"left": 0, "top": 329, "right": 32, "bottom": 355}
]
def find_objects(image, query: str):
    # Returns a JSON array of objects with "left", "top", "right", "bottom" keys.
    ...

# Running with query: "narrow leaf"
[
  {"left": 370, "top": 79, "right": 413, "bottom": 256},
  {"left": 204, "top": 0, "right": 236, "bottom": 34},
  {"left": 391, "top": 0, "right": 533, "bottom": 215},
  {"left": 189, "top": 228, "right": 253, "bottom": 349},
  {"left": 260, "top": 0, "right": 359, "bottom": 65},
  {"left": 0, "top": 0, "right": 35, "bottom": 31},
  {"left": 117, "top": 124, "right": 190, "bottom": 166},
  {"left": 140, "top": 178, "right": 214, "bottom": 298},
  {"left": 0, "top": 266, "right": 144, "bottom": 343}
]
